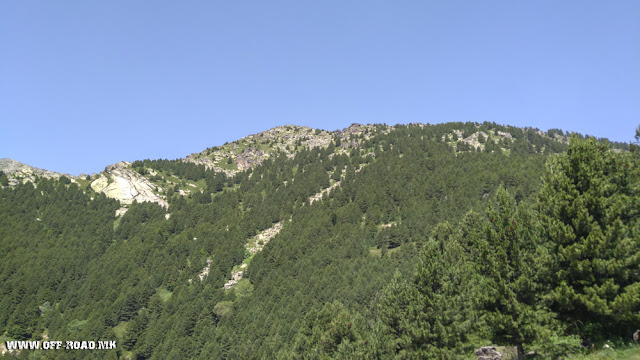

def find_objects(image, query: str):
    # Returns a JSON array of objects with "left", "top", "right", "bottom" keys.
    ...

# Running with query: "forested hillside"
[{"left": 1, "top": 122, "right": 637, "bottom": 359}]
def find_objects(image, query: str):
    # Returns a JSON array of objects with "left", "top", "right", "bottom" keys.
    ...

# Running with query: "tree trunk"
[{"left": 516, "top": 343, "right": 524, "bottom": 360}]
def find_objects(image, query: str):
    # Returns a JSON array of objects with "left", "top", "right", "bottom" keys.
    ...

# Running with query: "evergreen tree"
[
  {"left": 0, "top": 171, "right": 8, "bottom": 186},
  {"left": 478, "top": 187, "right": 556, "bottom": 359},
  {"left": 539, "top": 137, "right": 640, "bottom": 341}
]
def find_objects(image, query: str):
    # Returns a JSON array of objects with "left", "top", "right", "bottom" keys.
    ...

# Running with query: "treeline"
[{"left": 130, "top": 159, "right": 230, "bottom": 195}]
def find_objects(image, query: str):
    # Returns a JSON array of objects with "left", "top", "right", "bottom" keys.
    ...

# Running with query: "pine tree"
[
  {"left": 538, "top": 137, "right": 640, "bottom": 340},
  {"left": 376, "top": 232, "right": 479, "bottom": 359},
  {"left": 0, "top": 171, "right": 8, "bottom": 186},
  {"left": 479, "top": 187, "right": 554, "bottom": 359}
]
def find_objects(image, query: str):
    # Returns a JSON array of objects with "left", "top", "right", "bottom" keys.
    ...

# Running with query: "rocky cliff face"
[{"left": 90, "top": 161, "right": 168, "bottom": 208}]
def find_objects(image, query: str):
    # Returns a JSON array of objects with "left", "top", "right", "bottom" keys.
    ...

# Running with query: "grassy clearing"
[
  {"left": 568, "top": 346, "right": 640, "bottom": 360},
  {"left": 113, "top": 321, "right": 128, "bottom": 339},
  {"left": 216, "top": 160, "right": 238, "bottom": 171},
  {"left": 156, "top": 287, "right": 172, "bottom": 302},
  {"left": 369, "top": 245, "right": 402, "bottom": 257},
  {"left": 225, "top": 184, "right": 240, "bottom": 193},
  {"left": 232, "top": 255, "right": 253, "bottom": 273},
  {"left": 113, "top": 217, "right": 122, "bottom": 231},
  {"left": 75, "top": 178, "right": 92, "bottom": 189},
  {"left": 232, "top": 278, "right": 254, "bottom": 298}
]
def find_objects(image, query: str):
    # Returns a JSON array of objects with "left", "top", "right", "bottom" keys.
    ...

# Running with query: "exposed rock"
[
  {"left": 236, "top": 146, "right": 265, "bottom": 170},
  {"left": 226, "top": 220, "right": 286, "bottom": 288},
  {"left": 223, "top": 280, "right": 238, "bottom": 290},
  {"left": 308, "top": 181, "right": 341, "bottom": 204},
  {"left": 248, "top": 222, "right": 283, "bottom": 254},
  {"left": 198, "top": 259, "right": 213, "bottom": 281},
  {"left": 184, "top": 124, "right": 388, "bottom": 176},
  {"left": 0, "top": 342, "right": 18, "bottom": 355},
  {"left": 90, "top": 161, "right": 168, "bottom": 208},
  {"left": 474, "top": 346, "right": 503, "bottom": 360},
  {"left": 335, "top": 123, "right": 386, "bottom": 139},
  {"left": 339, "top": 123, "right": 364, "bottom": 136},
  {"left": 304, "top": 133, "right": 332, "bottom": 149},
  {"left": 223, "top": 270, "right": 245, "bottom": 290},
  {"left": 0, "top": 158, "right": 76, "bottom": 185},
  {"left": 115, "top": 207, "right": 129, "bottom": 217},
  {"left": 232, "top": 271, "right": 243, "bottom": 281}
]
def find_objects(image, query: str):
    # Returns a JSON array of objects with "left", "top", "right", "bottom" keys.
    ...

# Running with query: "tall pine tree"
[{"left": 539, "top": 137, "right": 640, "bottom": 341}]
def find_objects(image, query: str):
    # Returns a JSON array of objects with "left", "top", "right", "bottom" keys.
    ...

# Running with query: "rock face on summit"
[
  {"left": 0, "top": 158, "right": 74, "bottom": 186},
  {"left": 183, "top": 124, "right": 387, "bottom": 176},
  {"left": 90, "top": 161, "right": 168, "bottom": 208},
  {"left": 236, "top": 146, "right": 265, "bottom": 170}
]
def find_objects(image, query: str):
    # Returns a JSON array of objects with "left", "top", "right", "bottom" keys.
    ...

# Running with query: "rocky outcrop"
[
  {"left": 474, "top": 346, "right": 521, "bottom": 360},
  {"left": 115, "top": 207, "right": 129, "bottom": 217},
  {"left": 248, "top": 222, "right": 283, "bottom": 254},
  {"left": 309, "top": 181, "right": 341, "bottom": 204},
  {"left": 334, "top": 123, "right": 387, "bottom": 139},
  {"left": 225, "top": 222, "right": 283, "bottom": 290},
  {"left": 223, "top": 279, "right": 237, "bottom": 290},
  {"left": 0, "top": 342, "right": 18, "bottom": 356},
  {"left": 183, "top": 155, "right": 236, "bottom": 177},
  {"left": 90, "top": 161, "right": 168, "bottom": 208},
  {"left": 198, "top": 259, "right": 213, "bottom": 281},
  {"left": 223, "top": 264, "right": 247, "bottom": 290},
  {"left": 236, "top": 146, "right": 265, "bottom": 170},
  {"left": 184, "top": 124, "right": 385, "bottom": 176},
  {"left": 474, "top": 346, "right": 503, "bottom": 360},
  {"left": 0, "top": 158, "right": 76, "bottom": 186},
  {"left": 223, "top": 269, "right": 244, "bottom": 290}
]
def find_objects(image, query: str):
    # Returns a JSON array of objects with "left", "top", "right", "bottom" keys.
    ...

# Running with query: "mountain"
[
  {"left": 0, "top": 122, "right": 583, "bottom": 206},
  {"left": 0, "top": 122, "right": 637, "bottom": 359},
  {"left": 1, "top": 123, "right": 625, "bottom": 210}
]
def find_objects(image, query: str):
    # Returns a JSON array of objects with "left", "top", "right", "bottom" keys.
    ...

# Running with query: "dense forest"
[{"left": 0, "top": 122, "right": 638, "bottom": 359}]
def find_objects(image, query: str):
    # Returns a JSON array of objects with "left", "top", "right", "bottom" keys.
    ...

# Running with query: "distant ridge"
[{"left": 0, "top": 158, "right": 75, "bottom": 186}]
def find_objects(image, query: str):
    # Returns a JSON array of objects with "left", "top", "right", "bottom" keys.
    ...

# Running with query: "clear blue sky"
[{"left": 2, "top": 1, "right": 639, "bottom": 175}]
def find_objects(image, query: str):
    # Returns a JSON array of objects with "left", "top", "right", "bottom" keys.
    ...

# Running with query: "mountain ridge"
[
  {"left": 1, "top": 122, "right": 626, "bottom": 183},
  {"left": 0, "top": 122, "right": 629, "bottom": 211}
]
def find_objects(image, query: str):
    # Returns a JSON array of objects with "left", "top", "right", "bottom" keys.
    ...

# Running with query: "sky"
[{"left": 1, "top": 1, "right": 639, "bottom": 175}]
